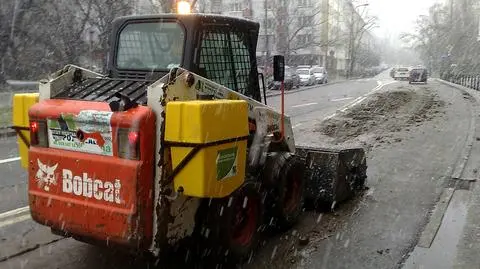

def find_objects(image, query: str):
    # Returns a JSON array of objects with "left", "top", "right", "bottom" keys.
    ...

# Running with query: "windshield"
[
  {"left": 311, "top": 67, "right": 325, "bottom": 73},
  {"left": 297, "top": 69, "right": 309, "bottom": 75},
  {"left": 116, "top": 22, "right": 184, "bottom": 70}
]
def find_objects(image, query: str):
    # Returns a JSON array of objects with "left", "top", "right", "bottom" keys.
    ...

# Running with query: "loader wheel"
[
  {"left": 203, "top": 182, "right": 263, "bottom": 263},
  {"left": 275, "top": 155, "right": 305, "bottom": 229}
]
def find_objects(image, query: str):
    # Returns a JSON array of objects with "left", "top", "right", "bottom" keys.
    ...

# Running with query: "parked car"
[
  {"left": 393, "top": 67, "right": 410, "bottom": 80},
  {"left": 267, "top": 67, "right": 300, "bottom": 91},
  {"left": 285, "top": 67, "right": 300, "bottom": 90},
  {"left": 297, "top": 68, "right": 315, "bottom": 86},
  {"left": 390, "top": 67, "right": 396, "bottom": 78},
  {"left": 409, "top": 67, "right": 428, "bottom": 84},
  {"left": 311, "top": 66, "right": 328, "bottom": 84}
]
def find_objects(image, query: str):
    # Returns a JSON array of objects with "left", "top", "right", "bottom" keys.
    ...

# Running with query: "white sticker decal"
[{"left": 47, "top": 110, "right": 113, "bottom": 156}]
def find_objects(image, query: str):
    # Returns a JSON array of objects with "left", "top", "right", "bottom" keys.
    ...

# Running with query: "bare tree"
[
  {"left": 347, "top": 9, "right": 377, "bottom": 77},
  {"left": 0, "top": 0, "right": 137, "bottom": 84},
  {"left": 402, "top": 1, "right": 480, "bottom": 76},
  {"left": 1, "top": 0, "right": 95, "bottom": 83},
  {"left": 273, "top": 0, "right": 328, "bottom": 63},
  {"left": 87, "top": 0, "right": 134, "bottom": 68}
]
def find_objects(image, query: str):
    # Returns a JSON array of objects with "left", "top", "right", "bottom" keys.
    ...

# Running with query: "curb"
[
  {"left": 412, "top": 78, "right": 478, "bottom": 249},
  {"left": 266, "top": 79, "right": 349, "bottom": 97},
  {"left": 435, "top": 78, "right": 479, "bottom": 180}
]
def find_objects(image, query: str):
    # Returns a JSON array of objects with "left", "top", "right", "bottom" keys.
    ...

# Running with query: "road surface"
[{"left": 1, "top": 74, "right": 477, "bottom": 269}]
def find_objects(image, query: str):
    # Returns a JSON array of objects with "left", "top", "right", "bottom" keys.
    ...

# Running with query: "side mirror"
[{"left": 273, "top": 55, "right": 285, "bottom": 81}]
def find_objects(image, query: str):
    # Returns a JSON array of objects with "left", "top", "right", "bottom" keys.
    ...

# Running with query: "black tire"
[
  {"left": 263, "top": 153, "right": 305, "bottom": 230},
  {"left": 274, "top": 155, "right": 305, "bottom": 229},
  {"left": 286, "top": 83, "right": 293, "bottom": 91},
  {"left": 201, "top": 182, "right": 264, "bottom": 264}
]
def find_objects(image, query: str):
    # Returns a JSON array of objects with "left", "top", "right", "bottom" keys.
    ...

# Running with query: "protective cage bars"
[{"left": 198, "top": 27, "right": 256, "bottom": 99}]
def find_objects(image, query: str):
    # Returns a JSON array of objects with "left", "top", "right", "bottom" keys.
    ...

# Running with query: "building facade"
[{"left": 198, "top": 0, "right": 375, "bottom": 76}]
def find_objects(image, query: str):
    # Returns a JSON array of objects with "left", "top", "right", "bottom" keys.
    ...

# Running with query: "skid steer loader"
[{"left": 11, "top": 12, "right": 367, "bottom": 263}]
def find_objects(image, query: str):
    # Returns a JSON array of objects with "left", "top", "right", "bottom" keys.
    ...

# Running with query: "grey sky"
[{"left": 365, "top": 0, "right": 443, "bottom": 38}]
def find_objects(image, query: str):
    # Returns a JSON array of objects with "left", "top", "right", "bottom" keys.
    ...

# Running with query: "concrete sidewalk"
[{"left": 402, "top": 79, "right": 480, "bottom": 269}]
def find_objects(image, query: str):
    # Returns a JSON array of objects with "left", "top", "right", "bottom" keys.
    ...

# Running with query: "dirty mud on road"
[
  {"left": 246, "top": 81, "right": 475, "bottom": 269},
  {"left": 316, "top": 86, "right": 446, "bottom": 147}
]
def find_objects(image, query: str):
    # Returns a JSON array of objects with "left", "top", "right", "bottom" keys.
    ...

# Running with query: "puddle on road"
[{"left": 402, "top": 189, "right": 470, "bottom": 269}]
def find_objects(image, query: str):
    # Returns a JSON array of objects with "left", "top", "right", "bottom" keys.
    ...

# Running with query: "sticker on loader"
[
  {"left": 47, "top": 110, "right": 113, "bottom": 156},
  {"left": 216, "top": 147, "right": 238, "bottom": 181}
]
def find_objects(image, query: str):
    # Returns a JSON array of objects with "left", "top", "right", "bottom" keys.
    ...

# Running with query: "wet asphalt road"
[
  {"left": 289, "top": 81, "right": 474, "bottom": 269},
  {"left": 0, "top": 75, "right": 474, "bottom": 269}
]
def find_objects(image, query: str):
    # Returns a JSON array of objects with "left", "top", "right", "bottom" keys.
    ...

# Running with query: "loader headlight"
[{"left": 177, "top": 1, "right": 191, "bottom": 14}]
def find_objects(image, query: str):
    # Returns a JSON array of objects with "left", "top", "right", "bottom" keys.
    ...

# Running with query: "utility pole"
[
  {"left": 275, "top": 0, "right": 288, "bottom": 59},
  {"left": 321, "top": 0, "right": 329, "bottom": 68},
  {"left": 347, "top": 6, "right": 354, "bottom": 78},
  {"left": 450, "top": 0, "right": 454, "bottom": 23},
  {"left": 263, "top": 0, "right": 270, "bottom": 71}
]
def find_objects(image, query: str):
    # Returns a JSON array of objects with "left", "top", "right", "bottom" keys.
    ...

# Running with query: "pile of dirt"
[{"left": 315, "top": 88, "right": 445, "bottom": 145}]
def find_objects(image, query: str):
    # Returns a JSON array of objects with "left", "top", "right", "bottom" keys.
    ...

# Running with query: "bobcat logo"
[{"left": 35, "top": 159, "right": 58, "bottom": 191}]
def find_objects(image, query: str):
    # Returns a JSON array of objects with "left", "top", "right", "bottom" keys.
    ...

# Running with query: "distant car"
[
  {"left": 393, "top": 67, "right": 410, "bottom": 80},
  {"left": 409, "top": 68, "right": 428, "bottom": 84},
  {"left": 296, "top": 68, "right": 315, "bottom": 86},
  {"left": 311, "top": 66, "right": 328, "bottom": 84},
  {"left": 390, "top": 68, "right": 396, "bottom": 78}
]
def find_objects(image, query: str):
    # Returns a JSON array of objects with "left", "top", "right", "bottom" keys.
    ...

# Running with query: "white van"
[{"left": 393, "top": 67, "right": 410, "bottom": 80}]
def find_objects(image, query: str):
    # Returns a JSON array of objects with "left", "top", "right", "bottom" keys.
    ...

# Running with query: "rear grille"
[
  {"left": 53, "top": 78, "right": 151, "bottom": 105},
  {"left": 117, "top": 71, "right": 147, "bottom": 80}
]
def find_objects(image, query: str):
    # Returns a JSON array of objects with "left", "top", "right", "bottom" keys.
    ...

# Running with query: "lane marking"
[
  {"left": 331, "top": 97, "right": 353, "bottom": 102},
  {"left": 292, "top": 123, "right": 303, "bottom": 129},
  {"left": 0, "top": 157, "right": 21, "bottom": 164},
  {"left": 340, "top": 96, "right": 367, "bottom": 113},
  {"left": 291, "top": 102, "right": 317, "bottom": 108},
  {"left": 0, "top": 206, "right": 30, "bottom": 220},
  {"left": 0, "top": 214, "right": 31, "bottom": 229}
]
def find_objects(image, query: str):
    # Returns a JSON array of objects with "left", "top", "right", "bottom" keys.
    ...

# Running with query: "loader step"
[{"left": 53, "top": 78, "right": 152, "bottom": 105}]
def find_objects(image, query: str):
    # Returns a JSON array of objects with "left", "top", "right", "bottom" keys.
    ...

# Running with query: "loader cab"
[{"left": 107, "top": 14, "right": 262, "bottom": 102}]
